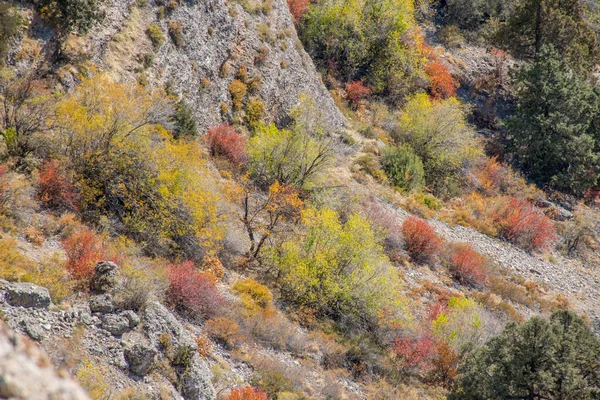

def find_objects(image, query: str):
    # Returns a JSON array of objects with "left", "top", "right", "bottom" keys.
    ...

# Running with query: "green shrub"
[
  {"left": 147, "top": 24, "right": 165, "bottom": 49},
  {"left": 381, "top": 145, "right": 425, "bottom": 191},
  {"left": 173, "top": 100, "right": 197, "bottom": 139},
  {"left": 393, "top": 94, "right": 481, "bottom": 198},
  {"left": 248, "top": 95, "right": 332, "bottom": 189},
  {"left": 38, "top": 0, "right": 102, "bottom": 33}
]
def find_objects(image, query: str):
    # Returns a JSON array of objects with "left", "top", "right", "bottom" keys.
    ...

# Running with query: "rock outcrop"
[
  {"left": 3, "top": 281, "right": 52, "bottom": 309},
  {"left": 92, "top": 0, "right": 346, "bottom": 132}
]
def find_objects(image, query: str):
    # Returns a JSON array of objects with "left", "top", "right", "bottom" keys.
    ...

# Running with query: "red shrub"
[
  {"left": 447, "top": 243, "right": 488, "bottom": 287},
  {"left": 401, "top": 216, "right": 442, "bottom": 264},
  {"left": 494, "top": 198, "right": 557, "bottom": 251},
  {"left": 225, "top": 386, "right": 268, "bottom": 400},
  {"left": 167, "top": 261, "right": 225, "bottom": 320},
  {"left": 393, "top": 333, "right": 436, "bottom": 370},
  {"left": 345, "top": 80, "right": 371, "bottom": 108},
  {"left": 286, "top": 0, "right": 309, "bottom": 24},
  {"left": 36, "top": 159, "right": 79, "bottom": 212},
  {"left": 205, "top": 124, "right": 247, "bottom": 166},
  {"left": 393, "top": 333, "right": 457, "bottom": 385},
  {"left": 425, "top": 61, "right": 456, "bottom": 100},
  {"left": 62, "top": 228, "right": 104, "bottom": 284}
]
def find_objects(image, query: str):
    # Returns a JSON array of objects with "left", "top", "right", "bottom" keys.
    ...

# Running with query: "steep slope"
[{"left": 86, "top": 0, "right": 345, "bottom": 131}]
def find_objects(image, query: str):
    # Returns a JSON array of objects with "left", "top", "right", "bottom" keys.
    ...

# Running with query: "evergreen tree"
[
  {"left": 449, "top": 310, "right": 600, "bottom": 400},
  {"left": 173, "top": 100, "right": 198, "bottom": 139},
  {"left": 494, "top": 0, "right": 599, "bottom": 72},
  {"left": 507, "top": 45, "right": 600, "bottom": 196}
]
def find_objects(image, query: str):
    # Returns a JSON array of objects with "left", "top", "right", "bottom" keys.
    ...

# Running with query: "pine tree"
[
  {"left": 495, "top": 0, "right": 599, "bottom": 72},
  {"left": 507, "top": 45, "right": 600, "bottom": 196},
  {"left": 449, "top": 310, "right": 600, "bottom": 399}
]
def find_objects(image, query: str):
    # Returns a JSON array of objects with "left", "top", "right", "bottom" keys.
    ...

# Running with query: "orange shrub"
[
  {"left": 62, "top": 228, "right": 104, "bottom": 284},
  {"left": 225, "top": 386, "right": 268, "bottom": 400},
  {"left": 286, "top": 0, "right": 309, "bottom": 24},
  {"left": 166, "top": 261, "right": 225, "bottom": 320},
  {"left": 401, "top": 216, "right": 442, "bottom": 264},
  {"left": 494, "top": 198, "right": 557, "bottom": 251},
  {"left": 36, "top": 159, "right": 79, "bottom": 212},
  {"left": 447, "top": 243, "right": 488, "bottom": 287},
  {"left": 470, "top": 157, "right": 510, "bottom": 196},
  {"left": 205, "top": 124, "right": 247, "bottom": 166},
  {"left": 425, "top": 61, "right": 456, "bottom": 100},
  {"left": 345, "top": 80, "right": 371, "bottom": 108},
  {"left": 205, "top": 316, "right": 244, "bottom": 350}
]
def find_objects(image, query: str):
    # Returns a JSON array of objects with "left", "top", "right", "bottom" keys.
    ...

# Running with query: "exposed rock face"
[
  {"left": 3, "top": 282, "right": 52, "bottom": 309},
  {"left": 124, "top": 342, "right": 157, "bottom": 376},
  {"left": 180, "top": 357, "right": 216, "bottom": 400},
  {"left": 0, "top": 321, "right": 89, "bottom": 399},
  {"left": 144, "top": 302, "right": 216, "bottom": 400},
  {"left": 91, "top": 261, "right": 120, "bottom": 294},
  {"left": 82, "top": 0, "right": 346, "bottom": 132}
]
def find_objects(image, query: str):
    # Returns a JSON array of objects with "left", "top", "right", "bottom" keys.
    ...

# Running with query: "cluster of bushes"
[
  {"left": 37, "top": 0, "right": 103, "bottom": 34},
  {"left": 49, "top": 73, "right": 222, "bottom": 259},
  {"left": 300, "top": 0, "right": 425, "bottom": 102}
]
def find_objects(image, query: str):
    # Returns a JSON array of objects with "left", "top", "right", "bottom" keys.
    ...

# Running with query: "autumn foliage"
[
  {"left": 286, "top": 0, "right": 309, "bottom": 24},
  {"left": 36, "top": 159, "right": 79, "bottom": 212},
  {"left": 225, "top": 386, "right": 268, "bottom": 400},
  {"left": 62, "top": 228, "right": 104, "bottom": 283},
  {"left": 393, "top": 333, "right": 458, "bottom": 385},
  {"left": 166, "top": 261, "right": 225, "bottom": 320},
  {"left": 494, "top": 198, "right": 557, "bottom": 251},
  {"left": 205, "top": 124, "right": 247, "bottom": 166},
  {"left": 425, "top": 61, "right": 456, "bottom": 100},
  {"left": 345, "top": 80, "right": 371, "bottom": 108},
  {"left": 401, "top": 216, "right": 442, "bottom": 263},
  {"left": 447, "top": 243, "right": 488, "bottom": 287}
]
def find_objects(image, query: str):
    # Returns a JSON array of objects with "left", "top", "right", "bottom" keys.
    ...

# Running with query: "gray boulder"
[
  {"left": 124, "top": 342, "right": 157, "bottom": 376},
  {"left": 101, "top": 314, "right": 130, "bottom": 336},
  {"left": 121, "top": 310, "right": 140, "bottom": 329},
  {"left": 89, "top": 294, "right": 115, "bottom": 314},
  {"left": 91, "top": 261, "right": 120, "bottom": 294},
  {"left": 180, "top": 356, "right": 217, "bottom": 400},
  {"left": 4, "top": 282, "right": 52, "bottom": 309},
  {"left": 21, "top": 318, "right": 46, "bottom": 341}
]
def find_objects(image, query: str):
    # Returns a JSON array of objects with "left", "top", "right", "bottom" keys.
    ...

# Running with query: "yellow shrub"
[
  {"left": 232, "top": 278, "right": 273, "bottom": 311},
  {"left": 21, "top": 252, "right": 74, "bottom": 303},
  {"left": 76, "top": 359, "right": 110, "bottom": 400},
  {"left": 228, "top": 79, "right": 247, "bottom": 111},
  {"left": 0, "top": 237, "right": 34, "bottom": 281}
]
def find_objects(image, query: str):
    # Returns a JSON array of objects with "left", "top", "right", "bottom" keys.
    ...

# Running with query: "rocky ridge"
[{"left": 0, "top": 262, "right": 216, "bottom": 399}]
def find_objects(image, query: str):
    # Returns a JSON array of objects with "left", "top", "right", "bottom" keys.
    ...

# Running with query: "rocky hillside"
[
  {"left": 2, "top": 0, "right": 600, "bottom": 399},
  {"left": 19, "top": 0, "right": 345, "bottom": 131}
]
